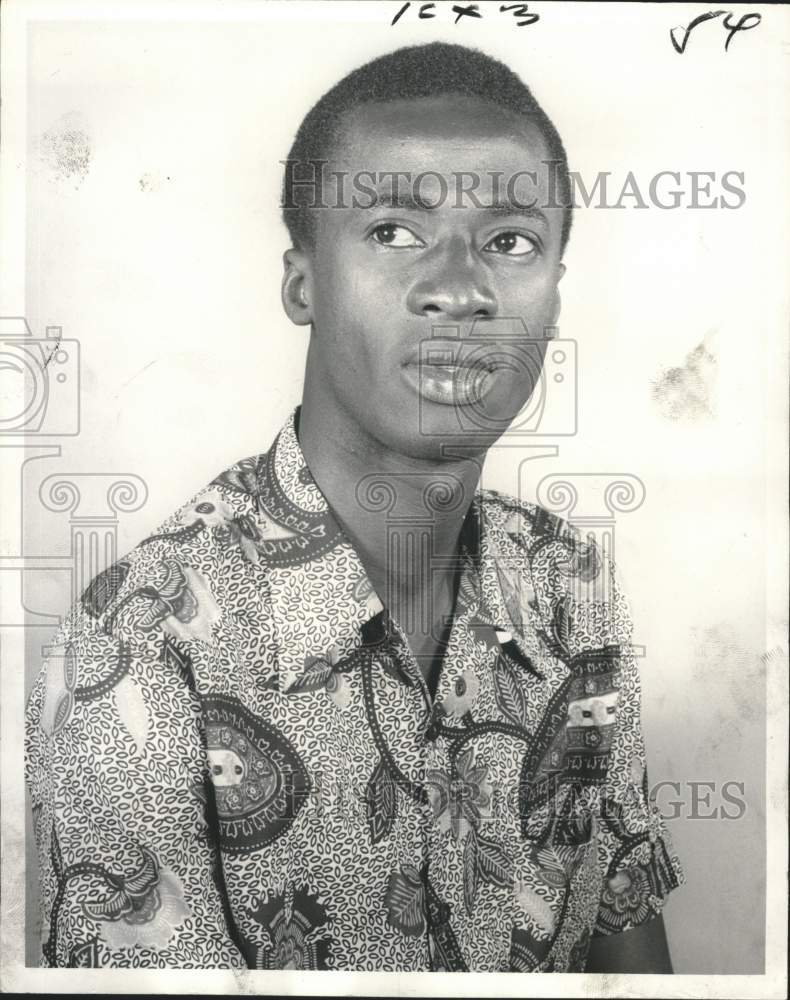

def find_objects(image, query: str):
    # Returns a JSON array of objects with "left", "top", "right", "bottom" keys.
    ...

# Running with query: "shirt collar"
[
  {"left": 256, "top": 405, "right": 335, "bottom": 518},
  {"left": 255, "top": 406, "right": 549, "bottom": 694}
]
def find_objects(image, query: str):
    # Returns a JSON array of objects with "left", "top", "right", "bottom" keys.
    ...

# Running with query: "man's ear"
[
  {"left": 550, "top": 263, "right": 566, "bottom": 325},
  {"left": 281, "top": 248, "right": 313, "bottom": 326}
]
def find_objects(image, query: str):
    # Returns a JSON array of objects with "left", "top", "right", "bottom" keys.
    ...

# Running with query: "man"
[{"left": 25, "top": 42, "right": 684, "bottom": 972}]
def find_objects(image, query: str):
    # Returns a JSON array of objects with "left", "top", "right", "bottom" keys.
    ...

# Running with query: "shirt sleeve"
[
  {"left": 24, "top": 603, "right": 247, "bottom": 968},
  {"left": 590, "top": 557, "right": 686, "bottom": 937}
]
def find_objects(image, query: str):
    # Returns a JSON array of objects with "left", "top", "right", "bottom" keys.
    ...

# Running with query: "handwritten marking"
[
  {"left": 670, "top": 9, "right": 761, "bottom": 54},
  {"left": 391, "top": 0, "right": 539, "bottom": 27}
]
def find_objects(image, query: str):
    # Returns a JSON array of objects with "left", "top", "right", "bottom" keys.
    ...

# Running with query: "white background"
[{"left": 3, "top": 0, "right": 789, "bottom": 988}]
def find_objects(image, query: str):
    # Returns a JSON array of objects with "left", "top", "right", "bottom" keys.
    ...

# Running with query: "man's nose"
[{"left": 406, "top": 236, "right": 497, "bottom": 320}]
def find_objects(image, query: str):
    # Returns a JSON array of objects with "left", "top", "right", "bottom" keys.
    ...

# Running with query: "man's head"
[
  {"left": 282, "top": 42, "right": 572, "bottom": 254},
  {"left": 280, "top": 42, "right": 572, "bottom": 460}
]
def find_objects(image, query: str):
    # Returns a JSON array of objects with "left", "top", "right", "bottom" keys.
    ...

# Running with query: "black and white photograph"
[{"left": 0, "top": 1, "right": 787, "bottom": 995}]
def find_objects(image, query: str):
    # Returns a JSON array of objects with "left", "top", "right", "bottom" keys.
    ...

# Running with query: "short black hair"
[{"left": 281, "top": 41, "right": 573, "bottom": 254}]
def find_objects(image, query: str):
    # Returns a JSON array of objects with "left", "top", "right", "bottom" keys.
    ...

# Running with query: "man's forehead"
[
  {"left": 333, "top": 95, "right": 550, "bottom": 168},
  {"left": 315, "top": 99, "right": 559, "bottom": 222}
]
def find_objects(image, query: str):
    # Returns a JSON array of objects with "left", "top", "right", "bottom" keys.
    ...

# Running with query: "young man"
[{"left": 25, "top": 42, "right": 684, "bottom": 972}]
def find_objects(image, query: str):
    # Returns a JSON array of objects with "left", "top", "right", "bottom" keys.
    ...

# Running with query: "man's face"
[{"left": 293, "top": 94, "right": 566, "bottom": 460}]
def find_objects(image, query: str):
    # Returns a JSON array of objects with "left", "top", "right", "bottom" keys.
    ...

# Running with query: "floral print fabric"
[{"left": 25, "top": 406, "right": 684, "bottom": 970}]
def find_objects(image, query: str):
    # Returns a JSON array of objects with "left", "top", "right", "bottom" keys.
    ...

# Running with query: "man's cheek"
[{"left": 324, "top": 318, "right": 373, "bottom": 375}]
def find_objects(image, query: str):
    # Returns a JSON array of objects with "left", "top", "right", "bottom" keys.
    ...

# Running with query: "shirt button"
[{"left": 424, "top": 720, "right": 440, "bottom": 742}]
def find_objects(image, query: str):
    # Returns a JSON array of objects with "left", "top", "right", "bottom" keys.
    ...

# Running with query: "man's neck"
[{"left": 297, "top": 395, "right": 482, "bottom": 624}]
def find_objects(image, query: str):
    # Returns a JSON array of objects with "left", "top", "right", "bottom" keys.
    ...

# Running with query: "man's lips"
[
  {"left": 425, "top": 360, "right": 496, "bottom": 371},
  {"left": 401, "top": 351, "right": 499, "bottom": 374},
  {"left": 398, "top": 332, "right": 536, "bottom": 408},
  {"left": 400, "top": 356, "right": 498, "bottom": 406}
]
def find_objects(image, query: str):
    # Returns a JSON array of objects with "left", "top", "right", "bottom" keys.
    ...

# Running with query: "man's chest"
[
  {"left": 197, "top": 591, "right": 615, "bottom": 837},
  {"left": 194, "top": 611, "right": 611, "bottom": 972}
]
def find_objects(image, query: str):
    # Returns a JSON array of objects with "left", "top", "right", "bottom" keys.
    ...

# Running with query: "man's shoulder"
[
  {"left": 154, "top": 451, "right": 265, "bottom": 533},
  {"left": 135, "top": 447, "right": 266, "bottom": 557},
  {"left": 75, "top": 448, "right": 270, "bottom": 643},
  {"left": 478, "top": 487, "right": 628, "bottom": 648},
  {"left": 478, "top": 486, "right": 586, "bottom": 554}
]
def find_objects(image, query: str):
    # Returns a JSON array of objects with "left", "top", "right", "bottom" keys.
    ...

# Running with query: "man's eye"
[
  {"left": 370, "top": 224, "right": 424, "bottom": 248},
  {"left": 483, "top": 232, "right": 537, "bottom": 256}
]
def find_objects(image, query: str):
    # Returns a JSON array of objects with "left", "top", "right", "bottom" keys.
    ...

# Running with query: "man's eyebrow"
[
  {"left": 481, "top": 199, "right": 550, "bottom": 227},
  {"left": 368, "top": 189, "right": 432, "bottom": 211},
  {"left": 366, "top": 189, "right": 550, "bottom": 226}
]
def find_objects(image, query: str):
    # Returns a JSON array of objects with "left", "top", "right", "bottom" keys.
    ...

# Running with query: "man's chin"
[{"left": 377, "top": 404, "right": 509, "bottom": 463}]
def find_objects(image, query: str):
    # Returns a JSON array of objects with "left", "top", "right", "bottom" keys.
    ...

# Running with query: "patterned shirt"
[{"left": 25, "top": 406, "right": 684, "bottom": 971}]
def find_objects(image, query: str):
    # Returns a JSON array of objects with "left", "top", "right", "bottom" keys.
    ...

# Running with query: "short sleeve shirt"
[{"left": 25, "top": 406, "right": 685, "bottom": 971}]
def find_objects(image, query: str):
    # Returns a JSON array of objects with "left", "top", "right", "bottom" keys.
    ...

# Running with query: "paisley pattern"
[
  {"left": 25, "top": 405, "right": 684, "bottom": 970},
  {"left": 202, "top": 694, "right": 311, "bottom": 855}
]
